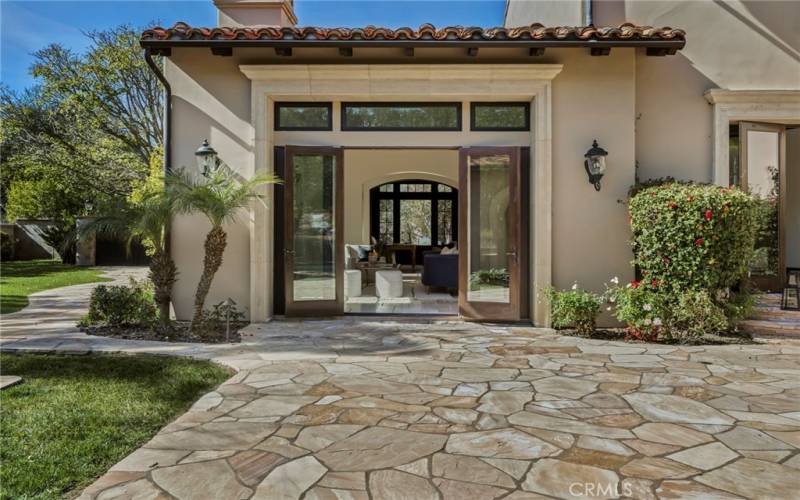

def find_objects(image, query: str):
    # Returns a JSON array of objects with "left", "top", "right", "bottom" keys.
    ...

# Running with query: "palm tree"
[
  {"left": 167, "top": 166, "right": 280, "bottom": 329},
  {"left": 79, "top": 192, "right": 176, "bottom": 327}
]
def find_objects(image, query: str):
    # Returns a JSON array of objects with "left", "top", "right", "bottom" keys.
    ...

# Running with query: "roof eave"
[{"left": 139, "top": 38, "right": 685, "bottom": 51}]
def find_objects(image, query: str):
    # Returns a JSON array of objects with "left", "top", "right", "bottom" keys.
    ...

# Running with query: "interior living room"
[{"left": 342, "top": 149, "right": 460, "bottom": 315}]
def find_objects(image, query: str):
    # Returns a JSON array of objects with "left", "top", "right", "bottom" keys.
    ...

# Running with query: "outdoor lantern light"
[
  {"left": 195, "top": 139, "right": 219, "bottom": 177},
  {"left": 584, "top": 139, "right": 608, "bottom": 191}
]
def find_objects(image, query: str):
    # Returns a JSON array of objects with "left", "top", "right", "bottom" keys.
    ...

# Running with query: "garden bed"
[
  {"left": 554, "top": 327, "right": 756, "bottom": 345},
  {"left": 79, "top": 321, "right": 247, "bottom": 344}
]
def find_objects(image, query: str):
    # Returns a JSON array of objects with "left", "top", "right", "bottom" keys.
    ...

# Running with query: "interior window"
[{"left": 370, "top": 180, "right": 458, "bottom": 247}]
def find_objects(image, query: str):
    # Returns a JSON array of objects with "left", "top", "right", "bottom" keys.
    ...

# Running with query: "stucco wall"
[
  {"left": 635, "top": 52, "right": 717, "bottom": 183},
  {"left": 629, "top": 0, "right": 800, "bottom": 183},
  {"left": 166, "top": 47, "right": 637, "bottom": 322},
  {"left": 548, "top": 49, "right": 636, "bottom": 305},
  {"left": 504, "top": 0, "right": 583, "bottom": 26},
  {"left": 166, "top": 51, "right": 255, "bottom": 320}
]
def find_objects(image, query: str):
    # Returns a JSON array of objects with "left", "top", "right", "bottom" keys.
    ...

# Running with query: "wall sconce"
[
  {"left": 584, "top": 139, "right": 608, "bottom": 191},
  {"left": 195, "top": 139, "right": 220, "bottom": 177}
]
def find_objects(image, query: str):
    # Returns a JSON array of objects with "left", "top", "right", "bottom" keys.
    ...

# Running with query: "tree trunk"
[
  {"left": 191, "top": 225, "right": 227, "bottom": 330},
  {"left": 149, "top": 249, "right": 177, "bottom": 329}
]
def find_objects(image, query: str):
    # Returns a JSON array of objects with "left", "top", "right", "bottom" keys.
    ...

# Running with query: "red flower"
[
  {"left": 651, "top": 278, "right": 658, "bottom": 289},
  {"left": 695, "top": 238, "right": 704, "bottom": 247},
  {"left": 668, "top": 202, "right": 678, "bottom": 209},
  {"left": 630, "top": 280, "right": 641, "bottom": 289},
  {"left": 705, "top": 209, "right": 713, "bottom": 221}
]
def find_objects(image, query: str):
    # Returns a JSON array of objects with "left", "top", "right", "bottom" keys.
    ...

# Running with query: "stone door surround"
[{"left": 241, "top": 64, "right": 563, "bottom": 325}]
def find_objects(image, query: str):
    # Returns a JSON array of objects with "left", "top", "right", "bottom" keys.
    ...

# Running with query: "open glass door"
[
  {"left": 284, "top": 146, "right": 344, "bottom": 316},
  {"left": 459, "top": 147, "right": 524, "bottom": 321},
  {"left": 738, "top": 122, "right": 786, "bottom": 291}
]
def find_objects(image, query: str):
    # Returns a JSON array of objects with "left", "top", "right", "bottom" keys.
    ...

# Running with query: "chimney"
[{"left": 214, "top": 0, "right": 297, "bottom": 27}]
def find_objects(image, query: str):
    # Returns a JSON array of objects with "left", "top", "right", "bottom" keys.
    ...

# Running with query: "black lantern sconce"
[
  {"left": 584, "top": 139, "right": 608, "bottom": 191},
  {"left": 195, "top": 139, "right": 220, "bottom": 177}
]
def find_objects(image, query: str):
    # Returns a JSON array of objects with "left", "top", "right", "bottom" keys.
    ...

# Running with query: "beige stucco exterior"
[{"left": 162, "top": 0, "right": 798, "bottom": 325}]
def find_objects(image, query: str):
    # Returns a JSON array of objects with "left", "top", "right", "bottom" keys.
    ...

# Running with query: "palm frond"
[{"left": 166, "top": 166, "right": 281, "bottom": 227}]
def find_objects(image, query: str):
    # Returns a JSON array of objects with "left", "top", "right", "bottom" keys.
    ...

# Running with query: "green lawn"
[
  {"left": 0, "top": 354, "right": 231, "bottom": 499},
  {"left": 0, "top": 260, "right": 112, "bottom": 314}
]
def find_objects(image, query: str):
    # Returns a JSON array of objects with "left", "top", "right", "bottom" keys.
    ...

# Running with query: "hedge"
[{"left": 628, "top": 183, "right": 758, "bottom": 296}]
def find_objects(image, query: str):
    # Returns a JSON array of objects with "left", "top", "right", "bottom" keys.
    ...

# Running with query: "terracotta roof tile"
[{"left": 141, "top": 22, "right": 685, "bottom": 44}]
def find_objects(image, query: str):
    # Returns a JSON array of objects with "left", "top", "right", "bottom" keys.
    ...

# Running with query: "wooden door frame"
[
  {"left": 284, "top": 146, "right": 345, "bottom": 316},
  {"left": 458, "top": 146, "right": 523, "bottom": 321},
  {"left": 739, "top": 122, "right": 787, "bottom": 290}
]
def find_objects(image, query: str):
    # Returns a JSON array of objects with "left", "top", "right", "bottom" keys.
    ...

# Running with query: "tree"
[
  {"left": 167, "top": 167, "right": 280, "bottom": 330},
  {"left": 80, "top": 192, "right": 176, "bottom": 328},
  {"left": 0, "top": 25, "right": 163, "bottom": 222}
]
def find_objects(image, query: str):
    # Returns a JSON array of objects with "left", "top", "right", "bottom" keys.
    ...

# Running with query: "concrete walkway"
[
  {"left": 0, "top": 266, "right": 147, "bottom": 337},
  {"left": 3, "top": 313, "right": 799, "bottom": 499}
]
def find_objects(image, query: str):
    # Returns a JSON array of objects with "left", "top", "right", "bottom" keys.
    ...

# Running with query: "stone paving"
[{"left": 9, "top": 319, "right": 787, "bottom": 500}]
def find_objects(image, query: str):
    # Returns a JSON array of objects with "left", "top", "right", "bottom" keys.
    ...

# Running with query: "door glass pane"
[
  {"left": 437, "top": 199, "right": 453, "bottom": 245},
  {"left": 293, "top": 154, "right": 336, "bottom": 301},
  {"left": 467, "top": 154, "right": 511, "bottom": 303},
  {"left": 399, "top": 199, "right": 431, "bottom": 245},
  {"left": 747, "top": 130, "right": 780, "bottom": 278},
  {"left": 379, "top": 199, "right": 394, "bottom": 243}
]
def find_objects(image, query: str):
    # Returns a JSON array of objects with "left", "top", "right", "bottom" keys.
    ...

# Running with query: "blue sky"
[{"left": 1, "top": 0, "right": 506, "bottom": 91}]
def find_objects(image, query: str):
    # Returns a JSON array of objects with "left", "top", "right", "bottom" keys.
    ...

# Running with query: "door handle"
[
  {"left": 506, "top": 251, "right": 518, "bottom": 261},
  {"left": 284, "top": 249, "right": 295, "bottom": 255}
]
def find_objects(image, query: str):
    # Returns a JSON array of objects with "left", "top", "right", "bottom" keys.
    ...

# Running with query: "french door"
[
  {"left": 737, "top": 122, "right": 786, "bottom": 291},
  {"left": 458, "top": 147, "right": 527, "bottom": 321},
  {"left": 284, "top": 146, "right": 344, "bottom": 316}
]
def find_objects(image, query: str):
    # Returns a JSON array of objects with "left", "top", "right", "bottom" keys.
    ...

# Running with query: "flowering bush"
[
  {"left": 608, "top": 280, "right": 665, "bottom": 342},
  {"left": 544, "top": 284, "right": 603, "bottom": 335},
  {"left": 628, "top": 183, "right": 758, "bottom": 295}
]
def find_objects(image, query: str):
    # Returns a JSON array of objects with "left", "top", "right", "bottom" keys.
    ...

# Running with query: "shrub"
[
  {"left": 545, "top": 285, "right": 603, "bottom": 335},
  {"left": 1, "top": 232, "right": 15, "bottom": 260},
  {"left": 664, "top": 290, "right": 728, "bottom": 341},
  {"left": 628, "top": 183, "right": 758, "bottom": 295},
  {"left": 610, "top": 281, "right": 743, "bottom": 342},
  {"left": 469, "top": 268, "right": 510, "bottom": 290},
  {"left": 80, "top": 278, "right": 157, "bottom": 328},
  {"left": 609, "top": 281, "right": 666, "bottom": 342},
  {"left": 193, "top": 300, "right": 246, "bottom": 341}
]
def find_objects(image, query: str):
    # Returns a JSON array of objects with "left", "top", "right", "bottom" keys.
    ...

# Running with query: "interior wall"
[
  {"left": 342, "top": 149, "right": 459, "bottom": 245},
  {"left": 787, "top": 128, "right": 800, "bottom": 269}
]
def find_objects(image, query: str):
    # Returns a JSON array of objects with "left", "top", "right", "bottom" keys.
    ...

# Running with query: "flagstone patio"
[{"left": 17, "top": 319, "right": 788, "bottom": 500}]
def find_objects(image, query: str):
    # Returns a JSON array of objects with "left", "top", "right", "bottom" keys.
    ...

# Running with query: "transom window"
[
  {"left": 470, "top": 102, "right": 530, "bottom": 131},
  {"left": 370, "top": 180, "right": 458, "bottom": 246},
  {"left": 275, "top": 102, "right": 332, "bottom": 130},
  {"left": 342, "top": 103, "right": 462, "bottom": 131}
]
